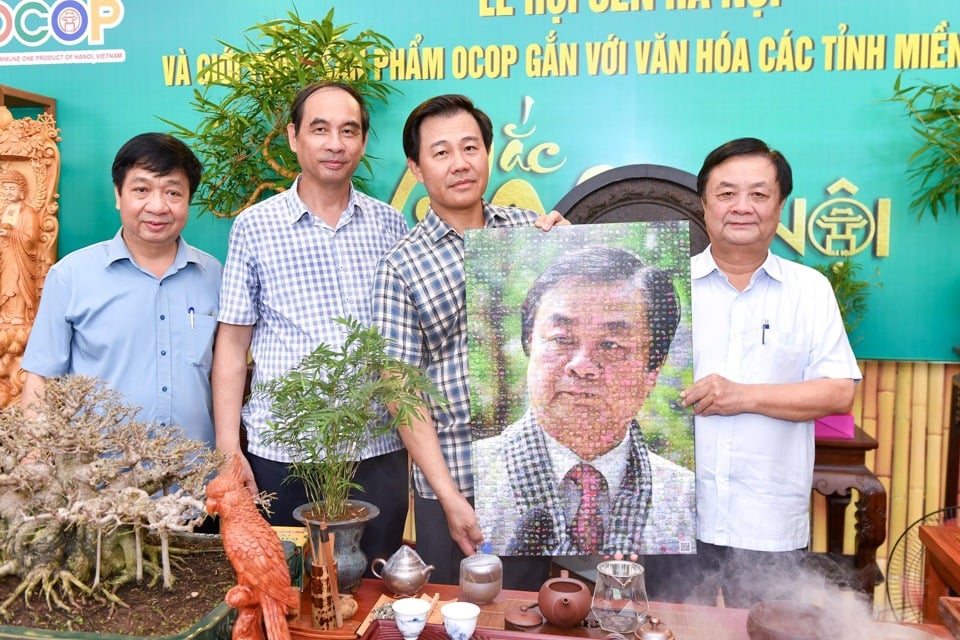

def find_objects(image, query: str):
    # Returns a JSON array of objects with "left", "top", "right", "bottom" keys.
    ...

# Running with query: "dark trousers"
[
  {"left": 643, "top": 541, "right": 807, "bottom": 609},
  {"left": 195, "top": 515, "right": 220, "bottom": 534},
  {"left": 413, "top": 493, "right": 551, "bottom": 591},
  {"left": 247, "top": 449, "right": 409, "bottom": 578}
]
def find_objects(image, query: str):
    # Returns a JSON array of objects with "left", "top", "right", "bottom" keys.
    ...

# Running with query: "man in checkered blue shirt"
[
  {"left": 372, "top": 94, "right": 566, "bottom": 587},
  {"left": 212, "top": 82, "right": 410, "bottom": 568}
]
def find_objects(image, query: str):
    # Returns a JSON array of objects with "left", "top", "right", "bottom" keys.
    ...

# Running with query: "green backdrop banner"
[{"left": 1, "top": 0, "right": 957, "bottom": 360}]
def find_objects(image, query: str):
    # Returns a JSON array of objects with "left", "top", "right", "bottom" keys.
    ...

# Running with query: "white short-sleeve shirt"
[{"left": 691, "top": 247, "right": 861, "bottom": 551}]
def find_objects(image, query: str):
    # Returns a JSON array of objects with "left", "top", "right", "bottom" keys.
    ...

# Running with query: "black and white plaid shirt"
[{"left": 372, "top": 202, "right": 540, "bottom": 499}]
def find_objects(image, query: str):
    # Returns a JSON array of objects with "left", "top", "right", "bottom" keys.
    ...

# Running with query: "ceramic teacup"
[
  {"left": 441, "top": 601, "right": 481, "bottom": 640},
  {"left": 392, "top": 597, "right": 432, "bottom": 640}
]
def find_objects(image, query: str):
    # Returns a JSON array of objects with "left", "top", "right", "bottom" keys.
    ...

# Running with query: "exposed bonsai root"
[
  {"left": 109, "top": 561, "right": 162, "bottom": 590},
  {"left": 0, "top": 562, "right": 137, "bottom": 622},
  {"left": 0, "top": 566, "right": 93, "bottom": 619},
  {"left": 0, "top": 377, "right": 223, "bottom": 617}
]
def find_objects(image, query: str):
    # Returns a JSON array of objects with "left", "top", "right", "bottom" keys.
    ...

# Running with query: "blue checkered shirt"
[
  {"left": 218, "top": 178, "right": 409, "bottom": 462},
  {"left": 371, "top": 202, "right": 540, "bottom": 499}
]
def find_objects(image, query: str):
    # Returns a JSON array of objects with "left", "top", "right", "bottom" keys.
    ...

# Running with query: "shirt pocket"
[
  {"left": 188, "top": 311, "right": 217, "bottom": 368},
  {"left": 747, "top": 330, "right": 808, "bottom": 384}
]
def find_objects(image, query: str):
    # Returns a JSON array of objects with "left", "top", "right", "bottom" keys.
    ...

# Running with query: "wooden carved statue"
[
  {"left": 0, "top": 104, "right": 59, "bottom": 407},
  {"left": 206, "top": 455, "right": 300, "bottom": 640}
]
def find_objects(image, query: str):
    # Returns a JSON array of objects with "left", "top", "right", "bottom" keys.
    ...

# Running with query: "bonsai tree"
[
  {"left": 162, "top": 8, "right": 396, "bottom": 218},
  {"left": 0, "top": 375, "right": 223, "bottom": 618},
  {"left": 258, "top": 317, "right": 441, "bottom": 522}
]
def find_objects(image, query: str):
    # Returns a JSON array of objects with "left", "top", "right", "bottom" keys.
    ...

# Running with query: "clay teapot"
[
  {"left": 370, "top": 545, "right": 435, "bottom": 597},
  {"left": 537, "top": 569, "right": 591, "bottom": 628}
]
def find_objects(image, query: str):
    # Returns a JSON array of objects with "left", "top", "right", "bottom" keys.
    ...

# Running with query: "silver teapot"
[
  {"left": 370, "top": 545, "right": 435, "bottom": 597},
  {"left": 636, "top": 616, "right": 675, "bottom": 640}
]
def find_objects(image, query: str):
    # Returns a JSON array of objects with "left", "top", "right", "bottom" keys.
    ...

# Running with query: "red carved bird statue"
[{"left": 206, "top": 454, "right": 300, "bottom": 640}]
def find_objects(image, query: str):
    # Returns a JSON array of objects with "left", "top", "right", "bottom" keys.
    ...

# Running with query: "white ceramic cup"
[
  {"left": 392, "top": 597, "right": 432, "bottom": 640},
  {"left": 441, "top": 601, "right": 481, "bottom": 640}
]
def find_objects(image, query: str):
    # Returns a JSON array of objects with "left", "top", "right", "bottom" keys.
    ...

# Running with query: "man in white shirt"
[
  {"left": 646, "top": 137, "right": 861, "bottom": 607},
  {"left": 474, "top": 244, "right": 695, "bottom": 557}
]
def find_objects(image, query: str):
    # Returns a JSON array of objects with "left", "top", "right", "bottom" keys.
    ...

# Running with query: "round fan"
[{"left": 885, "top": 506, "right": 959, "bottom": 623}]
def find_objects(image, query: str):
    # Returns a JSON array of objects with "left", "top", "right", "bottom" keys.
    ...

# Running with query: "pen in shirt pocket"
[
  {"left": 188, "top": 306, "right": 195, "bottom": 330},
  {"left": 761, "top": 319, "right": 770, "bottom": 345}
]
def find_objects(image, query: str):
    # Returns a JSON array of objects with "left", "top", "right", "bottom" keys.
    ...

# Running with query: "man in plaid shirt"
[
  {"left": 372, "top": 94, "right": 566, "bottom": 587},
  {"left": 212, "top": 82, "right": 410, "bottom": 568}
]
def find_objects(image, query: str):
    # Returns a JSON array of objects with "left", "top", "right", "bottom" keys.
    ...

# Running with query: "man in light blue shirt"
[{"left": 22, "top": 132, "right": 221, "bottom": 449}]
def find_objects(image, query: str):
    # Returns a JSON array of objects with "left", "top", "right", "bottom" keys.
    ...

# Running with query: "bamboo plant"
[
  {"left": 161, "top": 8, "right": 395, "bottom": 218},
  {"left": 890, "top": 74, "right": 960, "bottom": 220},
  {"left": 811, "top": 258, "right": 877, "bottom": 337},
  {"left": 257, "top": 317, "right": 442, "bottom": 522}
]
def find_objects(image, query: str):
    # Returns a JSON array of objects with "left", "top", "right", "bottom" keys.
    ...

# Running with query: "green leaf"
[
  {"left": 888, "top": 72, "right": 960, "bottom": 220},
  {"left": 258, "top": 317, "right": 444, "bottom": 520}
]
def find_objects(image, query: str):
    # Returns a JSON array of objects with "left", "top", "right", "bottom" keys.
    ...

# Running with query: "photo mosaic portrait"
[{"left": 465, "top": 221, "right": 695, "bottom": 557}]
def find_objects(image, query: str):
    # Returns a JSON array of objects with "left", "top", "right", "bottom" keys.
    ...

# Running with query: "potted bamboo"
[{"left": 257, "top": 317, "right": 440, "bottom": 613}]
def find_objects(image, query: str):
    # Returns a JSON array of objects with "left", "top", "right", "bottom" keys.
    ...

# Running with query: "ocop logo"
[{"left": 0, "top": 0, "right": 124, "bottom": 47}]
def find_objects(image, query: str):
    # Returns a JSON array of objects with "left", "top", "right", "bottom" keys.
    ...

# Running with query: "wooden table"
[
  {"left": 289, "top": 578, "right": 950, "bottom": 640},
  {"left": 919, "top": 525, "right": 960, "bottom": 623},
  {"left": 813, "top": 426, "right": 887, "bottom": 595}
]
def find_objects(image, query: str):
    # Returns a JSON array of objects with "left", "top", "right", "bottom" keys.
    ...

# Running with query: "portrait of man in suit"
[{"left": 469, "top": 223, "right": 696, "bottom": 557}]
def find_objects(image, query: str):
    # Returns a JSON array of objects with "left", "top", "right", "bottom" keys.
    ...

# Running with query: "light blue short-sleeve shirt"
[{"left": 22, "top": 230, "right": 222, "bottom": 447}]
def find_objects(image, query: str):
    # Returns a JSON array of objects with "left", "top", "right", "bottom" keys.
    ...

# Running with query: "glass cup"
[
  {"left": 591, "top": 560, "right": 649, "bottom": 633},
  {"left": 392, "top": 597, "right": 432, "bottom": 640},
  {"left": 459, "top": 553, "right": 502, "bottom": 604}
]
